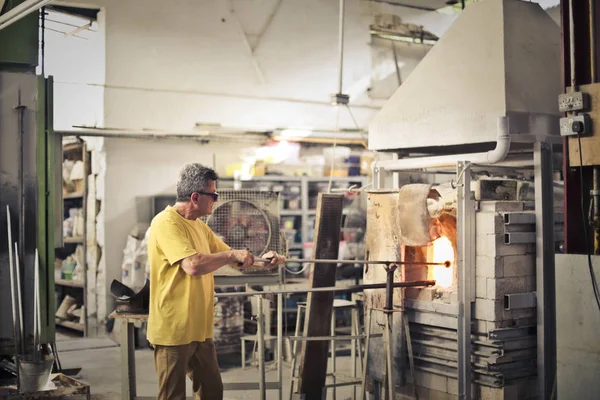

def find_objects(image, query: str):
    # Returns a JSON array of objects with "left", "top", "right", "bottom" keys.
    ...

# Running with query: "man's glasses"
[{"left": 195, "top": 191, "right": 219, "bottom": 201}]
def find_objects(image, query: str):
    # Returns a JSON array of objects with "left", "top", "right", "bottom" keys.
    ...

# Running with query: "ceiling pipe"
[
  {"left": 0, "top": 0, "right": 51, "bottom": 31},
  {"left": 373, "top": 117, "right": 512, "bottom": 171}
]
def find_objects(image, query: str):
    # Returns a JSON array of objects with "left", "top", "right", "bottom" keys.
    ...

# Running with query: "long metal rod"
[
  {"left": 257, "top": 296, "right": 266, "bottom": 399},
  {"left": 256, "top": 257, "right": 449, "bottom": 267},
  {"left": 351, "top": 307, "right": 358, "bottom": 400},
  {"left": 219, "top": 281, "right": 435, "bottom": 298},
  {"left": 33, "top": 249, "right": 38, "bottom": 361},
  {"left": 331, "top": 311, "right": 337, "bottom": 400},
  {"left": 289, "top": 304, "right": 303, "bottom": 399},
  {"left": 384, "top": 311, "right": 394, "bottom": 400},
  {"left": 82, "top": 141, "right": 89, "bottom": 335},
  {"left": 337, "top": 0, "right": 345, "bottom": 94},
  {"left": 34, "top": 250, "right": 42, "bottom": 360},
  {"left": 403, "top": 314, "right": 418, "bottom": 400},
  {"left": 17, "top": 90, "right": 26, "bottom": 280},
  {"left": 277, "top": 293, "right": 283, "bottom": 400},
  {"left": 359, "top": 308, "right": 372, "bottom": 400},
  {"left": 7, "top": 206, "right": 21, "bottom": 358},
  {"left": 14, "top": 243, "right": 24, "bottom": 357},
  {"left": 457, "top": 162, "right": 473, "bottom": 400},
  {"left": 384, "top": 267, "right": 396, "bottom": 400}
]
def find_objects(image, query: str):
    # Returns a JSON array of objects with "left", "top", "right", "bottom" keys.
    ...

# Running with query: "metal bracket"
[
  {"left": 504, "top": 292, "right": 537, "bottom": 310},
  {"left": 489, "top": 325, "right": 536, "bottom": 341}
]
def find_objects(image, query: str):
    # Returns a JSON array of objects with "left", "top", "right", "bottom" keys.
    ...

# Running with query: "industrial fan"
[{"left": 202, "top": 190, "right": 285, "bottom": 272}]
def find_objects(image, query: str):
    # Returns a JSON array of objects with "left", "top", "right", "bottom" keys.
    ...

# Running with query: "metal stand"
[
  {"left": 383, "top": 265, "right": 396, "bottom": 400},
  {"left": 289, "top": 300, "right": 364, "bottom": 400},
  {"left": 359, "top": 265, "right": 418, "bottom": 400}
]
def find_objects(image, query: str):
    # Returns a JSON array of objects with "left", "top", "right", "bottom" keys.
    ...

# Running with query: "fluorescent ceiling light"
[{"left": 0, "top": 0, "right": 52, "bottom": 31}]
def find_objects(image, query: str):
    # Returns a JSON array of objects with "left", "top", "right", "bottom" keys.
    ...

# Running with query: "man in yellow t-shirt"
[{"left": 147, "top": 163, "right": 285, "bottom": 400}]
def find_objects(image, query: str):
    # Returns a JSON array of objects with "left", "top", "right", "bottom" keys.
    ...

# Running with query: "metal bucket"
[{"left": 17, "top": 356, "right": 54, "bottom": 393}]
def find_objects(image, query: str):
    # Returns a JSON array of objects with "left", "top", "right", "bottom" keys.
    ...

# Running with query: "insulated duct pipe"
[{"left": 372, "top": 116, "right": 511, "bottom": 175}]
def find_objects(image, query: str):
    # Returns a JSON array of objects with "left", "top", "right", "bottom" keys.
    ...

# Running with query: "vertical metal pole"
[
  {"left": 331, "top": 312, "right": 337, "bottom": 400},
  {"left": 403, "top": 314, "right": 418, "bottom": 400},
  {"left": 337, "top": 0, "right": 345, "bottom": 94},
  {"left": 82, "top": 140, "right": 89, "bottom": 336},
  {"left": 384, "top": 268, "right": 395, "bottom": 400},
  {"left": 7, "top": 206, "right": 21, "bottom": 358},
  {"left": 301, "top": 178, "right": 309, "bottom": 253},
  {"left": 534, "top": 141, "right": 557, "bottom": 400},
  {"left": 277, "top": 293, "right": 283, "bottom": 400},
  {"left": 360, "top": 308, "right": 373, "bottom": 400},
  {"left": 257, "top": 295, "right": 267, "bottom": 400},
  {"left": 14, "top": 243, "right": 24, "bottom": 357},
  {"left": 351, "top": 306, "right": 358, "bottom": 400},
  {"left": 289, "top": 305, "right": 304, "bottom": 399},
  {"left": 457, "top": 162, "right": 473, "bottom": 400}
]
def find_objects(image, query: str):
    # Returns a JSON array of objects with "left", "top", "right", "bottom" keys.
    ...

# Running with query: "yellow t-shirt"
[{"left": 147, "top": 206, "right": 230, "bottom": 346}]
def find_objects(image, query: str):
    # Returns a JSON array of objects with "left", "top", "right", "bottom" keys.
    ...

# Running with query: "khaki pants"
[{"left": 154, "top": 339, "right": 223, "bottom": 400}]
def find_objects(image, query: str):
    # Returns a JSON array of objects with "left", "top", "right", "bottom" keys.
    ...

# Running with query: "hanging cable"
[
  {"left": 344, "top": 104, "right": 368, "bottom": 148},
  {"left": 328, "top": 107, "right": 341, "bottom": 194},
  {"left": 577, "top": 134, "right": 600, "bottom": 312}
]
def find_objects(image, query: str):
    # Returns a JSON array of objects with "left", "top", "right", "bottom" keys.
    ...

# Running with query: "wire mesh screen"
[{"left": 202, "top": 190, "right": 284, "bottom": 259}]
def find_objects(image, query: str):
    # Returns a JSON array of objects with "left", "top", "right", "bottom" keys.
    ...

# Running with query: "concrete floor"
[{"left": 56, "top": 331, "right": 360, "bottom": 400}]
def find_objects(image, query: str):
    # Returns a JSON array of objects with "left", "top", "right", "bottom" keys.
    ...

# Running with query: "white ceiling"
[{"left": 369, "top": 0, "right": 560, "bottom": 11}]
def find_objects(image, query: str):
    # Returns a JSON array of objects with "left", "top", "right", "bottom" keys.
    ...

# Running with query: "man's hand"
[
  {"left": 259, "top": 251, "right": 286, "bottom": 268},
  {"left": 230, "top": 250, "right": 255, "bottom": 270}
]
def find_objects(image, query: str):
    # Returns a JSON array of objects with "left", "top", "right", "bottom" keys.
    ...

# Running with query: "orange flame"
[{"left": 431, "top": 236, "right": 454, "bottom": 288}]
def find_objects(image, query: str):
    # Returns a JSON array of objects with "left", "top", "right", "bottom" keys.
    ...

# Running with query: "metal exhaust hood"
[{"left": 368, "top": 0, "right": 561, "bottom": 152}]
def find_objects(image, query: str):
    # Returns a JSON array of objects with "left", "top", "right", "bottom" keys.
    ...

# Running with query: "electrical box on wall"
[
  {"left": 560, "top": 114, "right": 592, "bottom": 136},
  {"left": 567, "top": 83, "right": 600, "bottom": 166},
  {"left": 559, "top": 91, "right": 588, "bottom": 112}
]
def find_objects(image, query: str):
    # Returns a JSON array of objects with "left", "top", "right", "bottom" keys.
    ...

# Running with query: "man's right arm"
[{"left": 180, "top": 249, "right": 254, "bottom": 276}]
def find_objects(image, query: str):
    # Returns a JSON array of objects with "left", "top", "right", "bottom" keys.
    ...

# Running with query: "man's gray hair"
[{"left": 176, "top": 163, "right": 219, "bottom": 202}]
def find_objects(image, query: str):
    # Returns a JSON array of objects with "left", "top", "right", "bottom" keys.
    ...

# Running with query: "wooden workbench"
[{"left": 109, "top": 306, "right": 283, "bottom": 400}]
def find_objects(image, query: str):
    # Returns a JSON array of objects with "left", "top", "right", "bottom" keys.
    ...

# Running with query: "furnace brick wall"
[{"left": 474, "top": 202, "right": 537, "bottom": 330}]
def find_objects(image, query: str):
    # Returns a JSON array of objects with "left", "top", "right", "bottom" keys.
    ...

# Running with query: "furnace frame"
[{"left": 370, "top": 138, "right": 558, "bottom": 400}]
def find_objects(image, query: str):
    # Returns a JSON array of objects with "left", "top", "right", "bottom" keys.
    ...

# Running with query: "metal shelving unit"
[{"left": 56, "top": 138, "right": 90, "bottom": 335}]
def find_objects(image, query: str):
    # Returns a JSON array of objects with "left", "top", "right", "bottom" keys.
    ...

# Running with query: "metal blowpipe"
[{"left": 254, "top": 257, "right": 452, "bottom": 268}]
